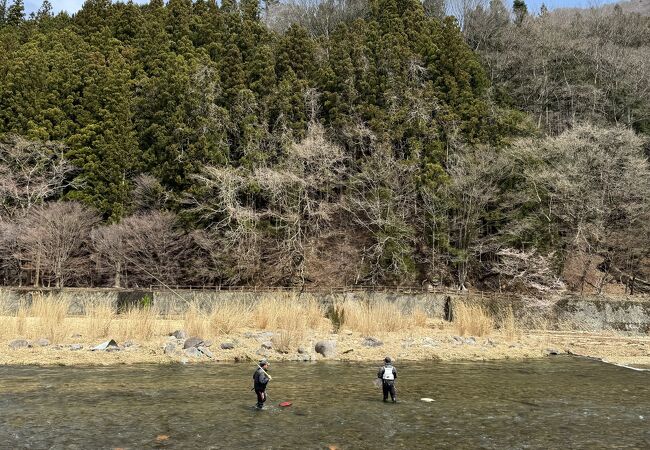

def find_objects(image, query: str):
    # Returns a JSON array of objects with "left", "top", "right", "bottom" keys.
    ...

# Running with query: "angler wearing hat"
[
  {"left": 253, "top": 359, "right": 271, "bottom": 409},
  {"left": 377, "top": 356, "right": 398, "bottom": 403}
]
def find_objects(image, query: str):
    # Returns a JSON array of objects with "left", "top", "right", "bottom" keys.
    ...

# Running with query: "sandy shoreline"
[{"left": 2, "top": 328, "right": 649, "bottom": 368}]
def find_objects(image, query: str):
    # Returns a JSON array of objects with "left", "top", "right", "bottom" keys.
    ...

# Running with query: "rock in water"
[
  {"left": 420, "top": 398, "right": 435, "bottom": 402},
  {"left": 9, "top": 339, "right": 30, "bottom": 350},
  {"left": 220, "top": 342, "right": 235, "bottom": 350},
  {"left": 362, "top": 337, "right": 383, "bottom": 347},
  {"left": 183, "top": 337, "right": 204, "bottom": 349},
  {"left": 170, "top": 330, "right": 187, "bottom": 339},
  {"left": 315, "top": 340, "right": 337, "bottom": 357}
]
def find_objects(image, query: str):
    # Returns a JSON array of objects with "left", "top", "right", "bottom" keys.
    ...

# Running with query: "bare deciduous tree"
[
  {"left": 345, "top": 148, "right": 419, "bottom": 284},
  {"left": 0, "top": 135, "right": 73, "bottom": 217},
  {"left": 16, "top": 202, "right": 98, "bottom": 287}
]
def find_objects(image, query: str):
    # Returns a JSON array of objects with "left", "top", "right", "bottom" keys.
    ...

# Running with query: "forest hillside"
[{"left": 0, "top": 0, "right": 648, "bottom": 294}]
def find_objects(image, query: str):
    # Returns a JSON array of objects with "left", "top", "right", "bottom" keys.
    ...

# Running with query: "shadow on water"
[{"left": 0, "top": 358, "right": 649, "bottom": 449}]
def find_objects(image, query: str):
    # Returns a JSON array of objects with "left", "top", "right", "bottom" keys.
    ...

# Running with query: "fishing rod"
[{"left": 257, "top": 362, "right": 273, "bottom": 380}]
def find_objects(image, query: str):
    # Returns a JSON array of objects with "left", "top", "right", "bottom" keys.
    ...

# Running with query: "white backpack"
[{"left": 382, "top": 365, "right": 395, "bottom": 381}]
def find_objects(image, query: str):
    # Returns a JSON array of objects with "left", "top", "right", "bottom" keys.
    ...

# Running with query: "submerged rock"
[
  {"left": 362, "top": 337, "right": 383, "bottom": 347},
  {"left": 170, "top": 330, "right": 187, "bottom": 339},
  {"left": 220, "top": 342, "right": 235, "bottom": 350},
  {"left": 9, "top": 339, "right": 30, "bottom": 350},
  {"left": 183, "top": 337, "right": 204, "bottom": 349},
  {"left": 315, "top": 340, "right": 337, "bottom": 357}
]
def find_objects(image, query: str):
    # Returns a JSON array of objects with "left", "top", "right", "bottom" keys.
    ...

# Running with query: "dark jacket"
[
  {"left": 377, "top": 364, "right": 397, "bottom": 383},
  {"left": 253, "top": 367, "right": 270, "bottom": 391}
]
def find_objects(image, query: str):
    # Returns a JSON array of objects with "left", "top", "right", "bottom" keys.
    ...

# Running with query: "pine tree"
[
  {"left": 6, "top": 0, "right": 24, "bottom": 26},
  {"left": 513, "top": 0, "right": 528, "bottom": 25}
]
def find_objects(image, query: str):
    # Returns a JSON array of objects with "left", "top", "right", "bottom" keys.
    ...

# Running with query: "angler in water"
[
  {"left": 378, "top": 356, "right": 398, "bottom": 403},
  {"left": 253, "top": 359, "right": 271, "bottom": 409}
]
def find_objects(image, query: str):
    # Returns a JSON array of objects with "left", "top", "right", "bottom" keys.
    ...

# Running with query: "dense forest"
[{"left": 0, "top": 0, "right": 649, "bottom": 294}]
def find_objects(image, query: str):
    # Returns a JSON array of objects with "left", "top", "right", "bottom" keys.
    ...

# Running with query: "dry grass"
[
  {"left": 117, "top": 305, "right": 160, "bottom": 341},
  {"left": 453, "top": 301, "right": 494, "bottom": 337},
  {"left": 15, "top": 303, "right": 29, "bottom": 337},
  {"left": 272, "top": 329, "right": 302, "bottom": 354},
  {"left": 499, "top": 305, "right": 519, "bottom": 341},
  {"left": 209, "top": 300, "right": 253, "bottom": 335},
  {"left": 254, "top": 294, "right": 326, "bottom": 332},
  {"left": 29, "top": 293, "right": 70, "bottom": 343},
  {"left": 184, "top": 302, "right": 210, "bottom": 338},
  {"left": 412, "top": 306, "right": 429, "bottom": 328},
  {"left": 83, "top": 300, "right": 115, "bottom": 339},
  {"left": 338, "top": 300, "right": 420, "bottom": 335}
]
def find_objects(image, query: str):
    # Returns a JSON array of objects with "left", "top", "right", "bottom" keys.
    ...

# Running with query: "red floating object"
[{"left": 279, "top": 401, "right": 292, "bottom": 407}]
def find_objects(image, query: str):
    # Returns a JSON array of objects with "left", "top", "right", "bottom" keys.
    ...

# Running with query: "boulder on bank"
[
  {"left": 315, "top": 340, "right": 336, "bottom": 357},
  {"left": 9, "top": 339, "right": 31, "bottom": 350},
  {"left": 35, "top": 338, "right": 50, "bottom": 347},
  {"left": 197, "top": 347, "right": 213, "bottom": 358},
  {"left": 164, "top": 342, "right": 176, "bottom": 355},
  {"left": 170, "top": 330, "right": 187, "bottom": 339},
  {"left": 184, "top": 347, "right": 202, "bottom": 358},
  {"left": 362, "top": 337, "right": 383, "bottom": 347},
  {"left": 261, "top": 341, "right": 273, "bottom": 350},
  {"left": 183, "top": 337, "right": 204, "bottom": 349},
  {"left": 220, "top": 342, "right": 235, "bottom": 350},
  {"left": 70, "top": 344, "right": 83, "bottom": 351},
  {"left": 91, "top": 339, "right": 120, "bottom": 351}
]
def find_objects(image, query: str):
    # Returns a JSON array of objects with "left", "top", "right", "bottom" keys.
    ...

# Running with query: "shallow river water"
[{"left": 0, "top": 357, "right": 648, "bottom": 449}]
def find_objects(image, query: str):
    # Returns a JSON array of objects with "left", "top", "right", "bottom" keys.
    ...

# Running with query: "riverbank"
[{"left": 2, "top": 324, "right": 648, "bottom": 367}]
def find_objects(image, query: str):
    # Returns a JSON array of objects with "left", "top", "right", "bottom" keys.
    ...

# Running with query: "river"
[{"left": 0, "top": 357, "right": 648, "bottom": 449}]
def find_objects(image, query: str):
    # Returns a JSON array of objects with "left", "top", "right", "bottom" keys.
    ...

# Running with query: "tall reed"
[
  {"left": 453, "top": 301, "right": 494, "bottom": 336},
  {"left": 209, "top": 300, "right": 253, "bottom": 335},
  {"left": 499, "top": 305, "right": 519, "bottom": 341},
  {"left": 338, "top": 300, "right": 417, "bottom": 334},
  {"left": 83, "top": 300, "right": 115, "bottom": 339},
  {"left": 118, "top": 305, "right": 159, "bottom": 341},
  {"left": 30, "top": 293, "right": 70, "bottom": 343}
]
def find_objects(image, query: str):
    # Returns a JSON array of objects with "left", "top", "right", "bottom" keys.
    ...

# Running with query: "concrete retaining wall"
[{"left": 1, "top": 287, "right": 648, "bottom": 333}]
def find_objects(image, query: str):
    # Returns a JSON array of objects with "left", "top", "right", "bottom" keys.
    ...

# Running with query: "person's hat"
[
  {"left": 259, "top": 359, "right": 269, "bottom": 366},
  {"left": 384, "top": 356, "right": 392, "bottom": 364}
]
